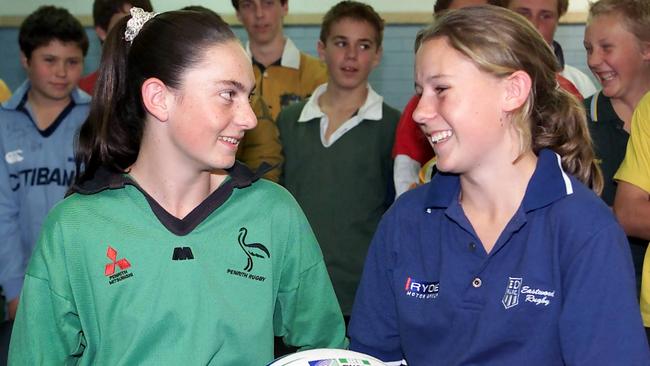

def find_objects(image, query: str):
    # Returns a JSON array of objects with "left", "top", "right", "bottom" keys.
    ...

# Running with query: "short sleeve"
[{"left": 615, "top": 92, "right": 650, "bottom": 192}]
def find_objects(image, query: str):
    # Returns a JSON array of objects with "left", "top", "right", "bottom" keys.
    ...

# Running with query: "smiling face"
[
  {"left": 236, "top": 0, "right": 287, "bottom": 46},
  {"left": 508, "top": 0, "right": 559, "bottom": 45},
  {"left": 317, "top": 17, "right": 382, "bottom": 92},
  {"left": 413, "top": 37, "right": 516, "bottom": 174},
  {"left": 584, "top": 13, "right": 650, "bottom": 103},
  {"left": 164, "top": 41, "right": 257, "bottom": 171},
  {"left": 21, "top": 40, "right": 84, "bottom": 103}
]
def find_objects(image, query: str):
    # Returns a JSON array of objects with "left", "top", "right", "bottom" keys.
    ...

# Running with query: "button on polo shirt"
[{"left": 349, "top": 149, "right": 648, "bottom": 365}]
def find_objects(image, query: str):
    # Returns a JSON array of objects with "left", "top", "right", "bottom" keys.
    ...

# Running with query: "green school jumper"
[
  {"left": 278, "top": 100, "right": 399, "bottom": 315},
  {"left": 8, "top": 162, "right": 346, "bottom": 365}
]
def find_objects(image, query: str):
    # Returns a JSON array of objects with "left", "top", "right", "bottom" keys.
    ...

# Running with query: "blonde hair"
[
  {"left": 416, "top": 5, "right": 603, "bottom": 193},
  {"left": 588, "top": 0, "right": 650, "bottom": 44}
]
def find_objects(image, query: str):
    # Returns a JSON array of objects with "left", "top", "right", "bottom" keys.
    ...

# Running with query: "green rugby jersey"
[{"left": 9, "top": 162, "right": 346, "bottom": 365}]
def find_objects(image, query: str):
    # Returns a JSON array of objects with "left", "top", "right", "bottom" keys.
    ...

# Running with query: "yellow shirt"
[
  {"left": 239, "top": 38, "right": 328, "bottom": 182},
  {"left": 615, "top": 91, "right": 650, "bottom": 326}
]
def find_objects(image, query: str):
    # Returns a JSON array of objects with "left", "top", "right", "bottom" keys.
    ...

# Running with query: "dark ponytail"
[{"left": 75, "top": 9, "right": 236, "bottom": 184}]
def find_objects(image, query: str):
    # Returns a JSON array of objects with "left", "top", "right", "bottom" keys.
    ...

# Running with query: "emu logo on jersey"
[
  {"left": 502, "top": 277, "right": 522, "bottom": 309},
  {"left": 237, "top": 227, "right": 270, "bottom": 272},
  {"left": 105, "top": 246, "right": 134, "bottom": 285},
  {"left": 226, "top": 227, "right": 270, "bottom": 282},
  {"left": 404, "top": 277, "right": 439, "bottom": 300}
]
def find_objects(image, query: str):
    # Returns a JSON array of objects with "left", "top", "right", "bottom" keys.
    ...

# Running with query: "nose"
[
  {"left": 531, "top": 17, "right": 543, "bottom": 33},
  {"left": 239, "top": 100, "right": 258, "bottom": 131},
  {"left": 412, "top": 94, "right": 437, "bottom": 132},
  {"left": 587, "top": 48, "right": 601, "bottom": 70},
  {"left": 254, "top": 4, "right": 264, "bottom": 18},
  {"left": 54, "top": 60, "right": 67, "bottom": 78},
  {"left": 345, "top": 45, "right": 358, "bottom": 60}
]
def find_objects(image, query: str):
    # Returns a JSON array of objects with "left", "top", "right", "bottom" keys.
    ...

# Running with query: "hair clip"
[{"left": 124, "top": 7, "right": 157, "bottom": 44}]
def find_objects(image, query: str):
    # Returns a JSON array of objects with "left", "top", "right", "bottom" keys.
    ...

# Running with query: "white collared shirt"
[
  {"left": 298, "top": 83, "right": 384, "bottom": 147},
  {"left": 245, "top": 37, "right": 301, "bottom": 70}
]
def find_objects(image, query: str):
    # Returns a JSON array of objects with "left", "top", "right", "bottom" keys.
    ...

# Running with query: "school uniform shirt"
[
  {"left": 615, "top": 91, "right": 650, "bottom": 326},
  {"left": 245, "top": 38, "right": 327, "bottom": 122},
  {"left": 0, "top": 80, "right": 90, "bottom": 303},
  {"left": 349, "top": 148, "right": 649, "bottom": 365},
  {"left": 585, "top": 91, "right": 628, "bottom": 206},
  {"left": 586, "top": 91, "right": 647, "bottom": 295},
  {"left": 278, "top": 83, "right": 399, "bottom": 315},
  {"left": 8, "top": 162, "right": 346, "bottom": 365}
]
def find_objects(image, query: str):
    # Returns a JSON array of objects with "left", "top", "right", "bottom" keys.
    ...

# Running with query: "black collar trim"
[
  {"left": 252, "top": 57, "right": 282, "bottom": 74},
  {"left": 70, "top": 161, "right": 272, "bottom": 236},
  {"left": 17, "top": 92, "right": 76, "bottom": 138}
]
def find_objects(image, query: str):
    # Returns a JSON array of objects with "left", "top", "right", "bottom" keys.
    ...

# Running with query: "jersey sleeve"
[
  {"left": 348, "top": 211, "right": 404, "bottom": 363},
  {"left": 558, "top": 222, "right": 650, "bottom": 364},
  {"left": 8, "top": 215, "right": 85, "bottom": 364},
  {"left": 391, "top": 95, "right": 434, "bottom": 165},
  {"left": 615, "top": 93, "right": 650, "bottom": 193},
  {"left": 0, "top": 142, "right": 26, "bottom": 303},
  {"left": 273, "top": 197, "right": 347, "bottom": 350}
]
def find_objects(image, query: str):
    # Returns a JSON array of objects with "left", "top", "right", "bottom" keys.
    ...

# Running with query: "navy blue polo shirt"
[{"left": 349, "top": 149, "right": 649, "bottom": 366}]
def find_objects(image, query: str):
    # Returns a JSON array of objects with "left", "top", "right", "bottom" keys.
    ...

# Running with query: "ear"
[
  {"left": 19, "top": 51, "right": 29, "bottom": 70},
  {"left": 141, "top": 78, "right": 172, "bottom": 122},
  {"left": 95, "top": 26, "right": 108, "bottom": 42},
  {"left": 640, "top": 41, "right": 650, "bottom": 62},
  {"left": 501, "top": 70, "right": 532, "bottom": 113},
  {"left": 371, "top": 45, "right": 383, "bottom": 70},
  {"left": 317, "top": 40, "right": 326, "bottom": 62}
]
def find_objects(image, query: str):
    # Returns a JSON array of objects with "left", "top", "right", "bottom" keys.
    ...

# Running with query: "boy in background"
[
  {"left": 232, "top": 0, "right": 328, "bottom": 181},
  {"left": 0, "top": 5, "right": 90, "bottom": 323},
  {"left": 506, "top": 0, "right": 597, "bottom": 97},
  {"left": 78, "top": 0, "right": 154, "bottom": 94},
  {"left": 278, "top": 0, "right": 399, "bottom": 320}
]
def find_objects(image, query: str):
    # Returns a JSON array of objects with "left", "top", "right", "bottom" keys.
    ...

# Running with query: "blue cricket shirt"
[
  {"left": 0, "top": 80, "right": 90, "bottom": 303},
  {"left": 349, "top": 149, "right": 650, "bottom": 365}
]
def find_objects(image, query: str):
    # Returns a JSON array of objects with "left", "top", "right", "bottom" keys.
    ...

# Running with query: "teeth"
[
  {"left": 218, "top": 136, "right": 239, "bottom": 145},
  {"left": 599, "top": 72, "right": 615, "bottom": 81},
  {"left": 431, "top": 130, "right": 453, "bottom": 144}
]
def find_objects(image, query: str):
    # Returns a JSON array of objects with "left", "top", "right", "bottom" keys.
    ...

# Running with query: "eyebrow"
[
  {"left": 216, "top": 80, "right": 248, "bottom": 91},
  {"left": 331, "top": 35, "right": 374, "bottom": 44},
  {"left": 424, "top": 74, "right": 449, "bottom": 82}
]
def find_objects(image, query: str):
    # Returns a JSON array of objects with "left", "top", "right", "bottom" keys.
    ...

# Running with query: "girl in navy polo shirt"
[{"left": 349, "top": 5, "right": 650, "bottom": 366}]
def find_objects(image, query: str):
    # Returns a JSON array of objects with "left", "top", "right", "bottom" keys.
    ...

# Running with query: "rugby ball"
[{"left": 267, "top": 348, "right": 387, "bottom": 366}]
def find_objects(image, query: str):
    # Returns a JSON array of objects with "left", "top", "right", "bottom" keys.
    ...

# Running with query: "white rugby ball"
[{"left": 267, "top": 348, "right": 387, "bottom": 366}]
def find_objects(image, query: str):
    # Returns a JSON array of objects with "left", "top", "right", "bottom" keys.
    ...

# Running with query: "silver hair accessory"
[{"left": 124, "top": 7, "right": 157, "bottom": 44}]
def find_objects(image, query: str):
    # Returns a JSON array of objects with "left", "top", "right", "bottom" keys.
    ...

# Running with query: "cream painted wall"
[{"left": 0, "top": 0, "right": 592, "bottom": 16}]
